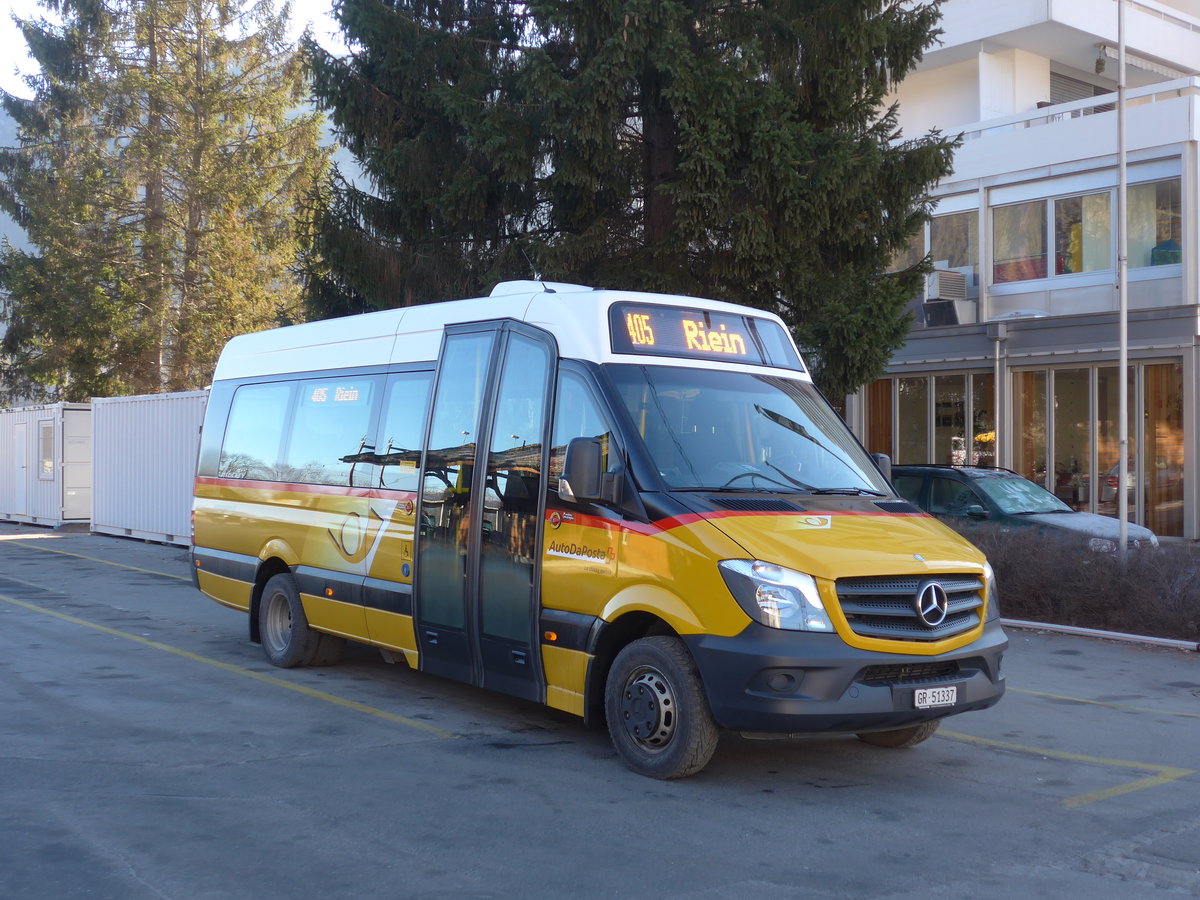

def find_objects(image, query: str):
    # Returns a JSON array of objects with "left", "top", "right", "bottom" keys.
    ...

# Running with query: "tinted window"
[
  {"left": 892, "top": 475, "right": 924, "bottom": 506},
  {"left": 376, "top": 372, "right": 433, "bottom": 492},
  {"left": 283, "top": 377, "right": 379, "bottom": 486},
  {"left": 219, "top": 382, "right": 292, "bottom": 479},
  {"left": 928, "top": 477, "right": 981, "bottom": 515},
  {"left": 549, "top": 371, "right": 616, "bottom": 489}
]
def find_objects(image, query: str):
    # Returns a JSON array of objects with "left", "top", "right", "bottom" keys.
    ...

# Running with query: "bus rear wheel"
[
  {"left": 604, "top": 636, "right": 719, "bottom": 779},
  {"left": 856, "top": 719, "right": 941, "bottom": 748},
  {"left": 259, "top": 573, "right": 322, "bottom": 668}
]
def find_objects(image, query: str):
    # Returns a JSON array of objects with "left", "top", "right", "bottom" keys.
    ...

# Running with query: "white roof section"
[{"left": 211, "top": 282, "right": 810, "bottom": 382}]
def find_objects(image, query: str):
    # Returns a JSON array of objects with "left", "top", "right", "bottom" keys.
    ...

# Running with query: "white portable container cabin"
[
  {"left": 92, "top": 391, "right": 207, "bottom": 546},
  {"left": 0, "top": 403, "right": 92, "bottom": 526}
]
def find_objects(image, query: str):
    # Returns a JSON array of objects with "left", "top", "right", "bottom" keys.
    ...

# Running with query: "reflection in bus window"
[
  {"left": 481, "top": 334, "right": 551, "bottom": 642},
  {"left": 376, "top": 372, "right": 433, "bottom": 492},
  {"left": 608, "top": 365, "right": 888, "bottom": 493},
  {"left": 218, "top": 382, "right": 292, "bottom": 479},
  {"left": 283, "top": 377, "right": 378, "bottom": 486},
  {"left": 549, "top": 370, "right": 615, "bottom": 488}
]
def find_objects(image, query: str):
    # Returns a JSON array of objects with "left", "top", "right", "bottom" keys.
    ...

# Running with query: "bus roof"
[{"left": 211, "top": 282, "right": 811, "bottom": 382}]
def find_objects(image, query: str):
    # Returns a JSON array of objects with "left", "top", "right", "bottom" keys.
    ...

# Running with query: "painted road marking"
[
  {"left": 941, "top": 730, "right": 1194, "bottom": 808},
  {"left": 1011, "top": 686, "right": 1200, "bottom": 721},
  {"left": 0, "top": 538, "right": 192, "bottom": 582},
  {"left": 0, "top": 591, "right": 457, "bottom": 740}
]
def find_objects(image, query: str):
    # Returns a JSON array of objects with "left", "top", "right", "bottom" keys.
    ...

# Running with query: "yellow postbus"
[{"left": 192, "top": 281, "right": 1006, "bottom": 778}]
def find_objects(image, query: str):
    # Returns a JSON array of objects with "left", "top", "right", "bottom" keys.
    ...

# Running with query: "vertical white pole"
[{"left": 1117, "top": 0, "right": 1130, "bottom": 557}]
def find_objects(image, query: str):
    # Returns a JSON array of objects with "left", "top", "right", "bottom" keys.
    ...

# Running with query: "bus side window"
[
  {"left": 283, "top": 376, "right": 380, "bottom": 486},
  {"left": 376, "top": 371, "right": 434, "bottom": 492},
  {"left": 218, "top": 382, "right": 292, "bottom": 480},
  {"left": 549, "top": 371, "right": 614, "bottom": 490}
]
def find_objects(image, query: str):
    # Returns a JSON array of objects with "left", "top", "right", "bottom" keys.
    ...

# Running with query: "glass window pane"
[
  {"left": 897, "top": 377, "right": 928, "bottom": 464},
  {"left": 934, "top": 375, "right": 966, "bottom": 465},
  {"left": 1097, "top": 366, "right": 1135, "bottom": 520},
  {"left": 418, "top": 331, "right": 497, "bottom": 631},
  {"left": 971, "top": 373, "right": 995, "bottom": 466},
  {"left": 1143, "top": 362, "right": 1183, "bottom": 537},
  {"left": 864, "top": 378, "right": 893, "bottom": 457},
  {"left": 993, "top": 201, "right": 1047, "bottom": 283},
  {"left": 930, "top": 212, "right": 979, "bottom": 299},
  {"left": 219, "top": 382, "right": 292, "bottom": 480},
  {"left": 550, "top": 371, "right": 615, "bottom": 489},
  {"left": 1054, "top": 193, "right": 1110, "bottom": 274},
  {"left": 1129, "top": 178, "right": 1182, "bottom": 268},
  {"left": 1052, "top": 369, "right": 1089, "bottom": 511},
  {"left": 1013, "top": 371, "right": 1047, "bottom": 487},
  {"left": 480, "top": 334, "right": 551, "bottom": 642},
  {"left": 377, "top": 372, "right": 433, "bottom": 492},
  {"left": 284, "top": 377, "right": 378, "bottom": 486},
  {"left": 39, "top": 421, "right": 54, "bottom": 479}
]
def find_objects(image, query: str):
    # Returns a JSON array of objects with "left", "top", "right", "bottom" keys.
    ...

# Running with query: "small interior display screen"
[{"left": 608, "top": 302, "right": 804, "bottom": 371}]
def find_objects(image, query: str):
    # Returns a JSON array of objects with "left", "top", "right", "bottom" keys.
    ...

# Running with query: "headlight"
[
  {"left": 983, "top": 561, "right": 1000, "bottom": 621},
  {"left": 718, "top": 560, "right": 833, "bottom": 632},
  {"left": 1088, "top": 537, "right": 1117, "bottom": 553}
]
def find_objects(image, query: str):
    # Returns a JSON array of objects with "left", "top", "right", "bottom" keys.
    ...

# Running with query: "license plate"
[{"left": 914, "top": 686, "right": 957, "bottom": 709}]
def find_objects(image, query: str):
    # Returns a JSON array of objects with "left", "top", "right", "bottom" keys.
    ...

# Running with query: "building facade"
[{"left": 848, "top": 0, "right": 1200, "bottom": 538}]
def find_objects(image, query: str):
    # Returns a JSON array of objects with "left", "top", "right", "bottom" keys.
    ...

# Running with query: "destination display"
[{"left": 608, "top": 302, "right": 804, "bottom": 371}]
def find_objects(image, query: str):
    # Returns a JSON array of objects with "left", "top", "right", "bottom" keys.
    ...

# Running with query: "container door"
[
  {"left": 414, "top": 324, "right": 553, "bottom": 702},
  {"left": 13, "top": 423, "right": 27, "bottom": 515}
]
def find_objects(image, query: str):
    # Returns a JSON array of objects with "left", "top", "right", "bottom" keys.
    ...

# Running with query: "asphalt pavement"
[{"left": 0, "top": 522, "right": 1197, "bottom": 899}]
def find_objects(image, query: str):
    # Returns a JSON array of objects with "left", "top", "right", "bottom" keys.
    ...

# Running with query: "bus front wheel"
[
  {"left": 259, "top": 573, "right": 321, "bottom": 668},
  {"left": 604, "top": 636, "right": 719, "bottom": 779}
]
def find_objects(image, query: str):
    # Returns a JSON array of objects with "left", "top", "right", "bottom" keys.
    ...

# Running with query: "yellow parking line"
[
  {"left": 0, "top": 591, "right": 457, "bottom": 740},
  {"left": 0, "top": 539, "right": 191, "bottom": 582},
  {"left": 941, "top": 730, "right": 1193, "bottom": 808},
  {"left": 1010, "top": 686, "right": 1200, "bottom": 721}
]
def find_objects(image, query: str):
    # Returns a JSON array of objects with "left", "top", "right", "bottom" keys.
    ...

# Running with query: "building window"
[
  {"left": 1012, "top": 371, "right": 1047, "bottom": 485},
  {"left": 993, "top": 200, "right": 1047, "bottom": 283},
  {"left": 971, "top": 373, "right": 995, "bottom": 466},
  {"left": 1129, "top": 178, "right": 1181, "bottom": 268},
  {"left": 930, "top": 212, "right": 979, "bottom": 299},
  {"left": 1052, "top": 369, "right": 1090, "bottom": 509},
  {"left": 1143, "top": 362, "right": 1183, "bottom": 537},
  {"left": 39, "top": 421, "right": 54, "bottom": 480},
  {"left": 1054, "top": 193, "right": 1110, "bottom": 274},
  {"left": 897, "top": 377, "right": 929, "bottom": 464},
  {"left": 934, "top": 375, "right": 966, "bottom": 465}
]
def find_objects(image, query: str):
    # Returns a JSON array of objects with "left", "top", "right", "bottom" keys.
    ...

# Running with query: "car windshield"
[
  {"left": 974, "top": 474, "right": 1074, "bottom": 515},
  {"left": 606, "top": 364, "right": 890, "bottom": 494}
]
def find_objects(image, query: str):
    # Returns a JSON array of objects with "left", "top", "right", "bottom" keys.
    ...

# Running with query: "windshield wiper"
[
  {"left": 719, "top": 469, "right": 804, "bottom": 492},
  {"left": 810, "top": 487, "right": 888, "bottom": 497},
  {"left": 1011, "top": 509, "right": 1075, "bottom": 515}
]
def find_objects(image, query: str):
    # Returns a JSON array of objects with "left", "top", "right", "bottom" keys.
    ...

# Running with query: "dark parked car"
[{"left": 890, "top": 464, "right": 1158, "bottom": 551}]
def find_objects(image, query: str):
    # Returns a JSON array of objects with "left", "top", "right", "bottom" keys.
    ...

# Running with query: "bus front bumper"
[{"left": 682, "top": 621, "right": 1008, "bottom": 735}]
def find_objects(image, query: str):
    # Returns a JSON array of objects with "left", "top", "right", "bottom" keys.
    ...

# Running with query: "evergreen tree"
[
  {"left": 0, "top": 0, "right": 329, "bottom": 401},
  {"left": 308, "top": 0, "right": 954, "bottom": 397}
]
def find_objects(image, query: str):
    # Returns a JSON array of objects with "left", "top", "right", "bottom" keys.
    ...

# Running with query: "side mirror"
[
  {"left": 870, "top": 452, "right": 892, "bottom": 483},
  {"left": 560, "top": 437, "right": 603, "bottom": 503},
  {"left": 966, "top": 504, "right": 989, "bottom": 519}
]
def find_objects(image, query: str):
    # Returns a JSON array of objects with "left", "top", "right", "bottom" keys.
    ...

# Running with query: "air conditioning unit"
[
  {"left": 922, "top": 299, "right": 977, "bottom": 326},
  {"left": 926, "top": 269, "right": 967, "bottom": 301}
]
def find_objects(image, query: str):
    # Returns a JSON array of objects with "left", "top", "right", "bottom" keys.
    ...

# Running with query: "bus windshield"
[{"left": 607, "top": 365, "right": 891, "bottom": 495}]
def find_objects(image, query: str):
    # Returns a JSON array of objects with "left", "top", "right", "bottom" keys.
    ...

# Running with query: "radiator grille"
[{"left": 836, "top": 574, "right": 983, "bottom": 642}]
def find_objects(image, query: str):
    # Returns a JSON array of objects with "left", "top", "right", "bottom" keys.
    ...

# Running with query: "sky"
[{"left": 0, "top": 0, "right": 346, "bottom": 99}]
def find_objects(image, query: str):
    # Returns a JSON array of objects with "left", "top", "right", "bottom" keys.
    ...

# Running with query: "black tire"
[
  {"left": 604, "top": 636, "right": 719, "bottom": 779},
  {"left": 311, "top": 632, "right": 346, "bottom": 666},
  {"left": 258, "top": 573, "right": 320, "bottom": 668},
  {"left": 856, "top": 719, "right": 941, "bottom": 748}
]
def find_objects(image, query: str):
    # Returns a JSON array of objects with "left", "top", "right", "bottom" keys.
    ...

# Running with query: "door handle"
[
  {"left": 511, "top": 649, "right": 527, "bottom": 666},
  {"left": 424, "top": 630, "right": 439, "bottom": 645}
]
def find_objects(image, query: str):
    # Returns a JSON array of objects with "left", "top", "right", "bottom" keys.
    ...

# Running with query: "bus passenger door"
[
  {"left": 415, "top": 324, "right": 552, "bottom": 701},
  {"left": 476, "top": 330, "right": 552, "bottom": 700}
]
